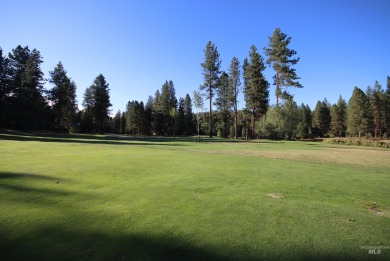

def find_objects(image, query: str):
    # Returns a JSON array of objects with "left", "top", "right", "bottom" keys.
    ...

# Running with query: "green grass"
[{"left": 0, "top": 132, "right": 389, "bottom": 260}]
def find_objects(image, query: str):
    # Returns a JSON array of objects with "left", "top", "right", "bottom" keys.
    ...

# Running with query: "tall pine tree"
[
  {"left": 347, "top": 87, "right": 368, "bottom": 138},
  {"left": 243, "top": 45, "right": 269, "bottom": 139},
  {"left": 215, "top": 71, "right": 231, "bottom": 138},
  {"left": 82, "top": 74, "right": 111, "bottom": 133},
  {"left": 264, "top": 28, "right": 302, "bottom": 106},
  {"left": 48, "top": 62, "right": 77, "bottom": 131},
  {"left": 228, "top": 57, "right": 241, "bottom": 139},
  {"left": 200, "top": 41, "right": 221, "bottom": 138}
]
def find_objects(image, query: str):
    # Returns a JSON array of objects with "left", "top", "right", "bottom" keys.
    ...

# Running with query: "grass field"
[{"left": 0, "top": 131, "right": 389, "bottom": 260}]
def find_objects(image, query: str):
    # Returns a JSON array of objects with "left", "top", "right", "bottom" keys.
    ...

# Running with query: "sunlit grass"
[{"left": 0, "top": 132, "right": 389, "bottom": 260}]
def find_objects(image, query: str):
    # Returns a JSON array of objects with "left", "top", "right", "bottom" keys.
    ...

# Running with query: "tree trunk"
[
  {"left": 234, "top": 106, "right": 238, "bottom": 139},
  {"left": 209, "top": 88, "right": 212, "bottom": 138}
]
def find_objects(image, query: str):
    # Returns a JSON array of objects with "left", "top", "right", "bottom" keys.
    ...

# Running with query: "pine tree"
[
  {"left": 280, "top": 98, "right": 300, "bottom": 139},
  {"left": 298, "top": 103, "right": 312, "bottom": 139},
  {"left": 0, "top": 48, "right": 11, "bottom": 127},
  {"left": 7, "top": 46, "right": 47, "bottom": 130},
  {"left": 177, "top": 97, "right": 185, "bottom": 135},
  {"left": 184, "top": 93, "right": 193, "bottom": 135},
  {"left": 228, "top": 57, "right": 241, "bottom": 139},
  {"left": 385, "top": 76, "right": 390, "bottom": 137},
  {"left": 200, "top": 41, "right": 221, "bottom": 138},
  {"left": 330, "top": 96, "right": 347, "bottom": 137},
  {"left": 82, "top": 74, "right": 111, "bottom": 133},
  {"left": 312, "top": 99, "right": 331, "bottom": 137},
  {"left": 215, "top": 71, "right": 231, "bottom": 138},
  {"left": 370, "top": 81, "right": 384, "bottom": 138},
  {"left": 193, "top": 91, "right": 204, "bottom": 142},
  {"left": 113, "top": 110, "right": 122, "bottom": 134},
  {"left": 347, "top": 87, "right": 368, "bottom": 138},
  {"left": 160, "top": 80, "right": 177, "bottom": 136},
  {"left": 243, "top": 45, "right": 269, "bottom": 139},
  {"left": 264, "top": 28, "right": 302, "bottom": 107},
  {"left": 144, "top": 96, "right": 153, "bottom": 136},
  {"left": 48, "top": 62, "right": 77, "bottom": 131}
]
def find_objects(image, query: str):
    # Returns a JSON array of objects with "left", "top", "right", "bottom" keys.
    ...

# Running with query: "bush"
[{"left": 323, "top": 138, "right": 390, "bottom": 148}]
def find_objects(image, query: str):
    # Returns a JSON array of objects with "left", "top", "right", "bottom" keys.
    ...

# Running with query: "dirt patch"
[
  {"left": 267, "top": 193, "right": 283, "bottom": 199},
  {"left": 369, "top": 203, "right": 386, "bottom": 217},
  {"left": 356, "top": 200, "right": 390, "bottom": 218}
]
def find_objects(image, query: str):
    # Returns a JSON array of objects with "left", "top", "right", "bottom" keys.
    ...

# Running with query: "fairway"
[{"left": 0, "top": 132, "right": 389, "bottom": 260}]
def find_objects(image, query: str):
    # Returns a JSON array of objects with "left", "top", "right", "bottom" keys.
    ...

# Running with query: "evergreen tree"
[
  {"left": 264, "top": 28, "right": 302, "bottom": 106},
  {"left": 125, "top": 100, "right": 145, "bottom": 135},
  {"left": 0, "top": 48, "right": 11, "bottom": 127},
  {"left": 330, "top": 96, "right": 347, "bottom": 137},
  {"left": 160, "top": 80, "right": 177, "bottom": 135},
  {"left": 184, "top": 93, "right": 193, "bottom": 135},
  {"left": 243, "top": 45, "right": 269, "bottom": 138},
  {"left": 177, "top": 97, "right": 185, "bottom": 136},
  {"left": 228, "top": 57, "right": 241, "bottom": 139},
  {"left": 7, "top": 45, "right": 47, "bottom": 130},
  {"left": 200, "top": 41, "right": 221, "bottom": 138},
  {"left": 312, "top": 99, "right": 331, "bottom": 136},
  {"left": 365, "top": 86, "right": 374, "bottom": 135},
  {"left": 144, "top": 96, "right": 153, "bottom": 136},
  {"left": 347, "top": 87, "right": 368, "bottom": 138},
  {"left": 82, "top": 74, "right": 111, "bottom": 133},
  {"left": 280, "top": 98, "right": 300, "bottom": 139},
  {"left": 152, "top": 90, "right": 163, "bottom": 135},
  {"left": 298, "top": 104, "right": 312, "bottom": 139},
  {"left": 193, "top": 91, "right": 204, "bottom": 142},
  {"left": 48, "top": 62, "right": 77, "bottom": 131},
  {"left": 385, "top": 76, "right": 390, "bottom": 137},
  {"left": 215, "top": 71, "right": 231, "bottom": 138},
  {"left": 120, "top": 111, "right": 127, "bottom": 134},
  {"left": 370, "top": 81, "right": 384, "bottom": 138},
  {"left": 112, "top": 110, "right": 122, "bottom": 134}
]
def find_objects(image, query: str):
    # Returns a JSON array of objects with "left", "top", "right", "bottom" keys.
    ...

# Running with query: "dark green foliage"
[
  {"left": 264, "top": 28, "right": 302, "bottom": 106},
  {"left": 385, "top": 76, "right": 390, "bottom": 137},
  {"left": 215, "top": 71, "right": 231, "bottom": 138},
  {"left": 228, "top": 57, "right": 241, "bottom": 139},
  {"left": 347, "top": 87, "right": 368, "bottom": 138},
  {"left": 193, "top": 91, "right": 204, "bottom": 142},
  {"left": 48, "top": 62, "right": 77, "bottom": 131},
  {"left": 112, "top": 110, "right": 122, "bottom": 134},
  {"left": 4, "top": 45, "right": 48, "bottom": 130},
  {"left": 184, "top": 94, "right": 194, "bottom": 135},
  {"left": 160, "top": 80, "right": 177, "bottom": 136},
  {"left": 177, "top": 98, "right": 185, "bottom": 135},
  {"left": 298, "top": 103, "right": 312, "bottom": 139},
  {"left": 369, "top": 81, "right": 384, "bottom": 138},
  {"left": 81, "top": 74, "right": 111, "bottom": 133},
  {"left": 200, "top": 41, "right": 221, "bottom": 138},
  {"left": 312, "top": 99, "right": 331, "bottom": 137},
  {"left": 330, "top": 96, "right": 347, "bottom": 137},
  {"left": 243, "top": 45, "right": 269, "bottom": 138},
  {"left": 126, "top": 101, "right": 145, "bottom": 135}
]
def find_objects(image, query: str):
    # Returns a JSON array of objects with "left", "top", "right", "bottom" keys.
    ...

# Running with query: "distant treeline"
[{"left": 1, "top": 41, "right": 389, "bottom": 139}]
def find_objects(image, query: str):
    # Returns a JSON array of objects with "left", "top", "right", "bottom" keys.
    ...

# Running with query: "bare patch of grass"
[
  {"left": 267, "top": 193, "right": 283, "bottom": 199},
  {"left": 195, "top": 146, "right": 390, "bottom": 168}
]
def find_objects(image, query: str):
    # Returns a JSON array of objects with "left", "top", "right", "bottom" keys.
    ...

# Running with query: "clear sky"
[{"left": 1, "top": 0, "right": 389, "bottom": 113}]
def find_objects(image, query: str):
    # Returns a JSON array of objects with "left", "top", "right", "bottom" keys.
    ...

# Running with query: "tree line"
[{"left": 1, "top": 28, "right": 389, "bottom": 139}]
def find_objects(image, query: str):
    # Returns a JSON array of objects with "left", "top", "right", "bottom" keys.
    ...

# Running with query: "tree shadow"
[
  {"left": 0, "top": 131, "right": 185, "bottom": 146},
  {"left": 0, "top": 171, "right": 368, "bottom": 261}
]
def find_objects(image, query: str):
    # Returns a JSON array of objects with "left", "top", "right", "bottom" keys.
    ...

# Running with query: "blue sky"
[{"left": 1, "top": 0, "right": 389, "bottom": 113}]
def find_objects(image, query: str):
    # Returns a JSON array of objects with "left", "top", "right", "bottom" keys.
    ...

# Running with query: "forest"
[{"left": 1, "top": 28, "right": 390, "bottom": 140}]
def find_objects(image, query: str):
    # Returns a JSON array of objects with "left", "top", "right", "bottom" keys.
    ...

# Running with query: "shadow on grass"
[
  {"left": 0, "top": 131, "right": 185, "bottom": 146},
  {"left": 0, "top": 171, "right": 365, "bottom": 261}
]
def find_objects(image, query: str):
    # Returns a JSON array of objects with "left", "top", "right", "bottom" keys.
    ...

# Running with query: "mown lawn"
[{"left": 0, "top": 132, "right": 389, "bottom": 260}]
